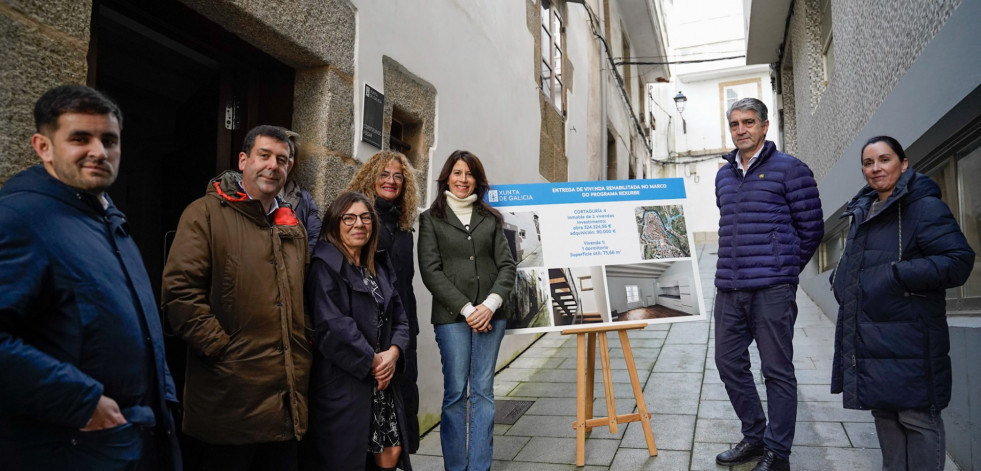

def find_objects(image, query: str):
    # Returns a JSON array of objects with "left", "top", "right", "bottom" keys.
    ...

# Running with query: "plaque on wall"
[{"left": 362, "top": 84, "right": 384, "bottom": 148}]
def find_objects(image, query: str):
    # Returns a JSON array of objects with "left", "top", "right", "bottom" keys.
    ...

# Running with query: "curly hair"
[{"left": 345, "top": 150, "right": 419, "bottom": 231}]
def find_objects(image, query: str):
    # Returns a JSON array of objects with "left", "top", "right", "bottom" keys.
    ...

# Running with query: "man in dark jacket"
[
  {"left": 0, "top": 85, "right": 181, "bottom": 470},
  {"left": 713, "top": 98, "right": 823, "bottom": 471},
  {"left": 162, "top": 125, "right": 310, "bottom": 471}
]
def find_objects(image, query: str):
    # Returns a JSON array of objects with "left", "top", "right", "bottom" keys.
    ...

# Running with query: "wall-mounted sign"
[
  {"left": 487, "top": 178, "right": 707, "bottom": 335},
  {"left": 362, "top": 84, "right": 384, "bottom": 149}
]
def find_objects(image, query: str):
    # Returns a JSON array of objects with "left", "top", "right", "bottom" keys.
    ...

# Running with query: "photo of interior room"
[
  {"left": 605, "top": 260, "right": 699, "bottom": 321},
  {"left": 548, "top": 266, "right": 609, "bottom": 326}
]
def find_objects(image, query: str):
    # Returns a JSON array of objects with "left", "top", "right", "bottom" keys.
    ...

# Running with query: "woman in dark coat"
[
  {"left": 345, "top": 150, "right": 421, "bottom": 453},
  {"left": 306, "top": 191, "right": 412, "bottom": 471},
  {"left": 417, "top": 150, "right": 516, "bottom": 471},
  {"left": 831, "top": 136, "right": 974, "bottom": 471}
]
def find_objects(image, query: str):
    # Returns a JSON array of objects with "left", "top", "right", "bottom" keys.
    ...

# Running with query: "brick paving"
[{"left": 409, "top": 244, "right": 959, "bottom": 470}]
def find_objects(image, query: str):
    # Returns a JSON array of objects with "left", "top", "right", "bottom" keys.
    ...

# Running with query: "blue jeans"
[{"left": 434, "top": 319, "right": 506, "bottom": 471}]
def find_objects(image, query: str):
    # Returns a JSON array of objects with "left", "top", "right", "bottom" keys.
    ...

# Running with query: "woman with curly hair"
[
  {"left": 345, "top": 150, "right": 422, "bottom": 452},
  {"left": 417, "top": 150, "right": 516, "bottom": 471}
]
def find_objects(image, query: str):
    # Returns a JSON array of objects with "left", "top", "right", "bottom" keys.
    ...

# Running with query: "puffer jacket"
[
  {"left": 715, "top": 140, "right": 824, "bottom": 290},
  {"left": 161, "top": 170, "right": 311, "bottom": 444},
  {"left": 831, "top": 170, "right": 974, "bottom": 410}
]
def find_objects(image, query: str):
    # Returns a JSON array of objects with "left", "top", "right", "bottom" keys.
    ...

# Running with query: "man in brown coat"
[{"left": 161, "top": 125, "right": 311, "bottom": 471}]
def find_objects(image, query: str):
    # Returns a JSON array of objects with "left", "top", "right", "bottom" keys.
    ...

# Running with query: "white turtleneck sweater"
[{"left": 444, "top": 191, "right": 503, "bottom": 317}]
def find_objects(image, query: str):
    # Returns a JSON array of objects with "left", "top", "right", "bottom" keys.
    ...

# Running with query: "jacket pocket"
[
  {"left": 72, "top": 423, "right": 142, "bottom": 463},
  {"left": 770, "top": 232, "right": 782, "bottom": 270},
  {"left": 219, "top": 256, "right": 239, "bottom": 330}
]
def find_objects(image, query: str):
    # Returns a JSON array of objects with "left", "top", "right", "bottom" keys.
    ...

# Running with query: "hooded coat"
[
  {"left": 161, "top": 170, "right": 311, "bottom": 444},
  {"left": 305, "top": 242, "right": 412, "bottom": 471},
  {"left": 831, "top": 170, "right": 974, "bottom": 410},
  {"left": 0, "top": 165, "right": 181, "bottom": 470},
  {"left": 715, "top": 140, "right": 824, "bottom": 290}
]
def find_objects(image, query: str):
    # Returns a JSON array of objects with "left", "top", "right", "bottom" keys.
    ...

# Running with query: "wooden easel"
[{"left": 561, "top": 322, "right": 657, "bottom": 467}]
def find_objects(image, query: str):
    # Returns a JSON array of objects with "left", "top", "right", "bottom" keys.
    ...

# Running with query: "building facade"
[
  {"left": 649, "top": 0, "right": 778, "bottom": 242},
  {"left": 745, "top": 0, "right": 981, "bottom": 467},
  {"left": 0, "top": 0, "right": 668, "bottom": 437}
]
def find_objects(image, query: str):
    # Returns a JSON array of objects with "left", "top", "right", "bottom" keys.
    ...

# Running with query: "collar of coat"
[
  {"left": 314, "top": 241, "right": 395, "bottom": 298},
  {"left": 722, "top": 140, "right": 776, "bottom": 171},
  {"left": 207, "top": 170, "right": 299, "bottom": 228},
  {"left": 440, "top": 204, "right": 489, "bottom": 233},
  {"left": 842, "top": 169, "right": 938, "bottom": 223},
  {"left": 0, "top": 165, "right": 126, "bottom": 227}
]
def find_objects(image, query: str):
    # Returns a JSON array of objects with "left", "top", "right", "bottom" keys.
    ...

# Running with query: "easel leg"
[
  {"left": 575, "top": 332, "right": 587, "bottom": 467},
  {"left": 585, "top": 332, "right": 596, "bottom": 431},
  {"left": 597, "top": 332, "right": 618, "bottom": 434},
  {"left": 619, "top": 330, "right": 657, "bottom": 456}
]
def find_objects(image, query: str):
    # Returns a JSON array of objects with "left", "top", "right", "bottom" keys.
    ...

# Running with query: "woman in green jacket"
[{"left": 417, "top": 150, "right": 516, "bottom": 471}]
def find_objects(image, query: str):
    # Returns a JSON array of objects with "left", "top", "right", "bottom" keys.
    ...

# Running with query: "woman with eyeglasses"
[
  {"left": 417, "top": 150, "right": 516, "bottom": 471},
  {"left": 345, "top": 150, "right": 422, "bottom": 452},
  {"left": 305, "top": 191, "right": 413, "bottom": 471}
]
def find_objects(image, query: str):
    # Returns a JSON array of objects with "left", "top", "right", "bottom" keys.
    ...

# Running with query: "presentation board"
[{"left": 487, "top": 178, "right": 708, "bottom": 334}]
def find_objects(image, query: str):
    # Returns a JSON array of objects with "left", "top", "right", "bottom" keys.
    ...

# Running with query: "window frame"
[
  {"left": 541, "top": 3, "right": 564, "bottom": 114},
  {"left": 625, "top": 285, "right": 640, "bottom": 304},
  {"left": 718, "top": 78, "right": 763, "bottom": 146},
  {"left": 819, "top": 0, "right": 834, "bottom": 86},
  {"left": 921, "top": 135, "right": 981, "bottom": 312}
]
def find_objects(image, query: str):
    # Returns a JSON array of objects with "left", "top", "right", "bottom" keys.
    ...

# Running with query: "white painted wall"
[
  {"left": 351, "top": 0, "right": 544, "bottom": 432},
  {"left": 650, "top": 0, "right": 778, "bottom": 235},
  {"left": 349, "top": 0, "right": 666, "bottom": 434}
]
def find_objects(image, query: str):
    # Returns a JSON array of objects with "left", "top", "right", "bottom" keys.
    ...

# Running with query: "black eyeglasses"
[{"left": 341, "top": 212, "right": 374, "bottom": 226}]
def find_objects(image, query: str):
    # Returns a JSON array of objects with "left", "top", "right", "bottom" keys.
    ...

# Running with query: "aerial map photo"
[{"left": 634, "top": 205, "right": 690, "bottom": 259}]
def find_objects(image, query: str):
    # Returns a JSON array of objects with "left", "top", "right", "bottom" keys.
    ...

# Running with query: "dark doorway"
[
  {"left": 89, "top": 1, "right": 294, "bottom": 466},
  {"left": 90, "top": 0, "right": 295, "bottom": 298}
]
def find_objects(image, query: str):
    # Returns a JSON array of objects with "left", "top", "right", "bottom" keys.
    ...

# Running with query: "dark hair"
[
  {"left": 242, "top": 125, "right": 294, "bottom": 159},
  {"left": 319, "top": 191, "right": 379, "bottom": 275},
  {"left": 861, "top": 135, "right": 907, "bottom": 161},
  {"left": 726, "top": 97, "right": 768, "bottom": 123},
  {"left": 34, "top": 85, "right": 123, "bottom": 133},
  {"left": 429, "top": 150, "right": 503, "bottom": 224}
]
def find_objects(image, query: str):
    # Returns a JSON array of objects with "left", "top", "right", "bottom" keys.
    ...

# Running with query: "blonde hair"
[{"left": 345, "top": 150, "right": 419, "bottom": 231}]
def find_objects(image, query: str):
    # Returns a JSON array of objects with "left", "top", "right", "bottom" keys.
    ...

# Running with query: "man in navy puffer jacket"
[
  {"left": 712, "top": 98, "right": 823, "bottom": 471},
  {"left": 0, "top": 85, "right": 181, "bottom": 470}
]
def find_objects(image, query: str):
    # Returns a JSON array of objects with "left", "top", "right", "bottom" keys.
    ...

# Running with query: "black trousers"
[
  {"left": 714, "top": 284, "right": 798, "bottom": 459},
  {"left": 199, "top": 439, "right": 298, "bottom": 471},
  {"left": 399, "top": 331, "right": 420, "bottom": 453}
]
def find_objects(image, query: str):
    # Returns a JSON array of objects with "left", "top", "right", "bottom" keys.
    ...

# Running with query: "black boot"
[
  {"left": 716, "top": 439, "right": 765, "bottom": 465},
  {"left": 751, "top": 448, "right": 790, "bottom": 471}
]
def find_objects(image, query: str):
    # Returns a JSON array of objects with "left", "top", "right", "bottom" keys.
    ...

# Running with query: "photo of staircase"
[{"left": 549, "top": 268, "right": 604, "bottom": 326}]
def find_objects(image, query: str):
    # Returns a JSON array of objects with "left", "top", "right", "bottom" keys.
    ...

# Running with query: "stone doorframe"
[{"left": 180, "top": 0, "right": 358, "bottom": 213}]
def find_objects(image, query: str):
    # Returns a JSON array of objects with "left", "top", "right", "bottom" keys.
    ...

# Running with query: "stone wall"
[
  {"left": 0, "top": 0, "right": 92, "bottom": 183},
  {"left": 381, "top": 56, "right": 436, "bottom": 202},
  {"left": 781, "top": 0, "right": 962, "bottom": 181}
]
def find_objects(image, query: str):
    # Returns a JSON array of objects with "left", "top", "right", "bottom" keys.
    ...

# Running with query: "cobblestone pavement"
[{"left": 410, "top": 244, "right": 959, "bottom": 470}]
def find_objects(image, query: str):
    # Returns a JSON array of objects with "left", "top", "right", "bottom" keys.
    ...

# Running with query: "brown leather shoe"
[{"left": 716, "top": 440, "right": 765, "bottom": 466}]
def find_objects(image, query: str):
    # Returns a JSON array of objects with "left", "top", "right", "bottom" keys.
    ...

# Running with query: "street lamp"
[{"left": 673, "top": 91, "right": 688, "bottom": 134}]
